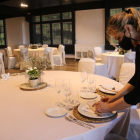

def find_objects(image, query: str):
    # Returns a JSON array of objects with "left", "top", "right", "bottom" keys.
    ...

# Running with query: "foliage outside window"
[{"left": 0, "top": 20, "right": 5, "bottom": 46}]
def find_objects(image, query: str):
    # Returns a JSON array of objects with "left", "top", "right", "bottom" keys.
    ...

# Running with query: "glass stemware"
[
  {"left": 70, "top": 90, "right": 79, "bottom": 105},
  {"left": 87, "top": 73, "right": 96, "bottom": 92},
  {"left": 55, "top": 78, "right": 62, "bottom": 106},
  {"left": 80, "top": 71, "right": 87, "bottom": 92}
]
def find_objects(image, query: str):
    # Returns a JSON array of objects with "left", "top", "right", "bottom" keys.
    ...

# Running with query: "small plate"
[
  {"left": 78, "top": 102, "right": 116, "bottom": 119},
  {"left": 99, "top": 87, "right": 116, "bottom": 95},
  {"left": 102, "top": 85, "right": 120, "bottom": 92},
  {"left": 80, "top": 92, "right": 97, "bottom": 99},
  {"left": 45, "top": 107, "right": 67, "bottom": 118}
]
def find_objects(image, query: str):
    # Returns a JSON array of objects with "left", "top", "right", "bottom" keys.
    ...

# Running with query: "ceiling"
[{"left": 0, "top": 0, "right": 102, "bottom": 9}]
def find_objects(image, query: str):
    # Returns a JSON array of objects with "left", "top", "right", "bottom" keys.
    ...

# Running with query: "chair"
[
  {"left": 18, "top": 45, "right": 25, "bottom": 49},
  {"left": 58, "top": 44, "right": 66, "bottom": 65},
  {"left": 20, "top": 48, "right": 29, "bottom": 70},
  {"left": 0, "top": 52, "right": 5, "bottom": 76},
  {"left": 93, "top": 47, "right": 102, "bottom": 62},
  {"left": 119, "top": 63, "right": 135, "bottom": 86},
  {"left": 86, "top": 50, "right": 108, "bottom": 77},
  {"left": 7, "top": 46, "right": 17, "bottom": 69},
  {"left": 105, "top": 133, "right": 127, "bottom": 140},
  {"left": 44, "top": 47, "right": 52, "bottom": 63},
  {"left": 124, "top": 52, "right": 135, "bottom": 63},
  {"left": 42, "top": 44, "right": 48, "bottom": 48}
]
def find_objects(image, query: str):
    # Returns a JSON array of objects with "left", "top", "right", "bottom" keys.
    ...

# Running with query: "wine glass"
[
  {"left": 55, "top": 78, "right": 62, "bottom": 106},
  {"left": 70, "top": 90, "right": 79, "bottom": 105},
  {"left": 80, "top": 71, "right": 87, "bottom": 92},
  {"left": 87, "top": 73, "right": 95, "bottom": 92},
  {"left": 62, "top": 79, "right": 71, "bottom": 109}
]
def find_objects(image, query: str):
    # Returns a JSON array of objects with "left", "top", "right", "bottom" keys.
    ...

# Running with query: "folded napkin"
[
  {"left": 102, "top": 85, "right": 120, "bottom": 92},
  {"left": 87, "top": 101, "right": 113, "bottom": 116}
]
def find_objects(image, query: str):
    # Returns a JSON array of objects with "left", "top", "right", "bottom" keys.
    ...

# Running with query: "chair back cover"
[
  {"left": 18, "top": 45, "right": 25, "bottom": 49},
  {"left": 42, "top": 44, "right": 48, "bottom": 48},
  {"left": 44, "top": 47, "right": 52, "bottom": 62},
  {"left": 20, "top": 48, "right": 29, "bottom": 61},
  {"left": 60, "top": 45, "right": 66, "bottom": 64},
  {"left": 124, "top": 52, "right": 135, "bottom": 63},
  {"left": 119, "top": 63, "right": 135, "bottom": 85},
  {"left": 87, "top": 50, "right": 95, "bottom": 59},
  {"left": 0, "top": 52, "right": 5, "bottom": 75},
  {"left": 58, "top": 44, "right": 63, "bottom": 52},
  {"left": 7, "top": 46, "right": 13, "bottom": 57},
  {"left": 93, "top": 47, "right": 102, "bottom": 59}
]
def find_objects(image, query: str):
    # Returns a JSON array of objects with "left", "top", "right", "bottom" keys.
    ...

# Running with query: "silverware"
[
  {"left": 69, "top": 115, "right": 95, "bottom": 128},
  {"left": 65, "top": 116, "right": 91, "bottom": 129}
]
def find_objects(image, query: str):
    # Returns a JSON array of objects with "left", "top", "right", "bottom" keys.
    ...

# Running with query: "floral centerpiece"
[
  {"left": 30, "top": 44, "right": 38, "bottom": 49},
  {"left": 21, "top": 56, "right": 52, "bottom": 87},
  {"left": 119, "top": 48, "right": 130, "bottom": 55}
]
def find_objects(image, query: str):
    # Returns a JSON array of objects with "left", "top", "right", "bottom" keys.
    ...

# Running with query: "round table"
[
  {"left": 13, "top": 47, "right": 58, "bottom": 63},
  {"left": 0, "top": 71, "right": 129, "bottom": 140},
  {"left": 102, "top": 53, "right": 124, "bottom": 81}
]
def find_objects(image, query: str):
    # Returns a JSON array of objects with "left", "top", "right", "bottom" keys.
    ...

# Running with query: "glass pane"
[
  {"left": 0, "top": 27, "right": 4, "bottom": 32},
  {"left": 63, "top": 22, "right": 72, "bottom": 44},
  {"left": 33, "top": 24, "right": 41, "bottom": 44},
  {"left": 42, "top": 13, "right": 60, "bottom": 21},
  {"left": 52, "top": 23, "right": 61, "bottom": 44},
  {"left": 62, "top": 12, "right": 72, "bottom": 19},
  {"left": 0, "top": 33, "right": 4, "bottom": 39},
  {"left": 42, "top": 24, "right": 51, "bottom": 44},
  {"left": 0, "top": 20, "right": 3, "bottom": 26},
  {"left": 32, "top": 16, "right": 40, "bottom": 22},
  {"left": 110, "top": 8, "right": 122, "bottom": 16},
  {"left": 2, "top": 39, "right": 5, "bottom": 45}
]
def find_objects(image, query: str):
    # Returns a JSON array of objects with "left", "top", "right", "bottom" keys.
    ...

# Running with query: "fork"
[
  {"left": 65, "top": 116, "right": 91, "bottom": 129},
  {"left": 69, "top": 115, "right": 95, "bottom": 128}
]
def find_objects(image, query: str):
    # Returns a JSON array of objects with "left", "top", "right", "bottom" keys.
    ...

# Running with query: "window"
[
  {"left": 110, "top": 8, "right": 122, "bottom": 45},
  {"left": 0, "top": 20, "right": 6, "bottom": 47},
  {"left": 31, "top": 12, "right": 74, "bottom": 53}
]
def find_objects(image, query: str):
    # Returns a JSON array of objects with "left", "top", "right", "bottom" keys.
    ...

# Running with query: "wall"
[
  {"left": 5, "top": 17, "right": 30, "bottom": 49},
  {"left": 75, "top": 9, "right": 105, "bottom": 45}
]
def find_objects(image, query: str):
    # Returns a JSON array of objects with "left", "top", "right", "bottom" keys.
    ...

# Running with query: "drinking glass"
[
  {"left": 70, "top": 90, "right": 79, "bottom": 105},
  {"left": 87, "top": 73, "right": 95, "bottom": 92},
  {"left": 80, "top": 71, "right": 87, "bottom": 92},
  {"left": 62, "top": 79, "right": 71, "bottom": 109},
  {"left": 55, "top": 78, "right": 62, "bottom": 106}
]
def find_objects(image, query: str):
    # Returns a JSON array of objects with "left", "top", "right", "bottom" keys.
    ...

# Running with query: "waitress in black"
[{"left": 93, "top": 8, "right": 140, "bottom": 113}]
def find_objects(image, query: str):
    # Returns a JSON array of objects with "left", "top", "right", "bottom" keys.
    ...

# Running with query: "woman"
[{"left": 93, "top": 8, "right": 140, "bottom": 113}]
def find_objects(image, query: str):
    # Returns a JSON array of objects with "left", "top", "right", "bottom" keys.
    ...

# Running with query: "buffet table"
[
  {"left": 0, "top": 71, "right": 128, "bottom": 140},
  {"left": 13, "top": 47, "right": 58, "bottom": 63},
  {"left": 102, "top": 53, "right": 124, "bottom": 81}
]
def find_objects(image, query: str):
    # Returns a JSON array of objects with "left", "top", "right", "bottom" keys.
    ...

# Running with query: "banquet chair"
[
  {"left": 0, "top": 52, "right": 5, "bottom": 76},
  {"left": 7, "top": 46, "right": 17, "bottom": 69},
  {"left": 93, "top": 47, "right": 102, "bottom": 62},
  {"left": 20, "top": 48, "right": 29, "bottom": 70},
  {"left": 124, "top": 52, "right": 136, "bottom": 63},
  {"left": 44, "top": 47, "right": 52, "bottom": 63},
  {"left": 86, "top": 50, "right": 108, "bottom": 77},
  {"left": 42, "top": 44, "right": 48, "bottom": 48},
  {"left": 58, "top": 44, "right": 66, "bottom": 65},
  {"left": 104, "top": 133, "right": 127, "bottom": 140},
  {"left": 18, "top": 45, "right": 25, "bottom": 49}
]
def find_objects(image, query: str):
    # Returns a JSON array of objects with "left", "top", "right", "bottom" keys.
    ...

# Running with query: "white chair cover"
[
  {"left": 87, "top": 50, "right": 94, "bottom": 59},
  {"left": 127, "top": 109, "right": 140, "bottom": 140},
  {"left": 0, "top": 52, "right": 5, "bottom": 76},
  {"left": 18, "top": 45, "right": 25, "bottom": 49},
  {"left": 119, "top": 63, "right": 135, "bottom": 85},
  {"left": 20, "top": 48, "right": 29, "bottom": 61},
  {"left": 7, "top": 46, "right": 17, "bottom": 69},
  {"left": 42, "top": 44, "right": 48, "bottom": 48},
  {"left": 44, "top": 47, "right": 52, "bottom": 62},
  {"left": 124, "top": 52, "right": 135, "bottom": 63},
  {"left": 61, "top": 45, "right": 66, "bottom": 65},
  {"left": 93, "top": 47, "right": 102, "bottom": 62}
]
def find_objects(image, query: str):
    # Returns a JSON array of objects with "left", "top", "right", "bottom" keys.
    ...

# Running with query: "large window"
[
  {"left": 31, "top": 12, "right": 74, "bottom": 53},
  {"left": 0, "top": 20, "right": 6, "bottom": 48}
]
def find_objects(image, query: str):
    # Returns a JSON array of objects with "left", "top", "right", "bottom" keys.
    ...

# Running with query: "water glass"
[
  {"left": 70, "top": 90, "right": 79, "bottom": 105},
  {"left": 87, "top": 73, "right": 95, "bottom": 92},
  {"left": 80, "top": 71, "right": 87, "bottom": 91}
]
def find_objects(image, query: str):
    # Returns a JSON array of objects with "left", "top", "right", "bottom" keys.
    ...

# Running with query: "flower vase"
[{"left": 29, "top": 79, "right": 38, "bottom": 87}]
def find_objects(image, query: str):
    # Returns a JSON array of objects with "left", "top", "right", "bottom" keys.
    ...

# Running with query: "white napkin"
[{"left": 102, "top": 85, "right": 120, "bottom": 92}]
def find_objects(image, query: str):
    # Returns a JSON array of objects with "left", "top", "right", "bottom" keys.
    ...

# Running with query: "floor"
[{"left": 5, "top": 58, "right": 79, "bottom": 74}]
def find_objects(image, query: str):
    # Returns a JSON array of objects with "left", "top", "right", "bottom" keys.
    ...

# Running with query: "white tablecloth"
[
  {"left": 13, "top": 47, "right": 58, "bottom": 63},
  {"left": 0, "top": 71, "right": 128, "bottom": 140},
  {"left": 102, "top": 53, "right": 124, "bottom": 81}
]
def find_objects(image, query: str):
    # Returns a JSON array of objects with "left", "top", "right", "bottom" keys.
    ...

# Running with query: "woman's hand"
[
  {"left": 92, "top": 101, "right": 111, "bottom": 113},
  {"left": 101, "top": 96, "right": 118, "bottom": 103}
]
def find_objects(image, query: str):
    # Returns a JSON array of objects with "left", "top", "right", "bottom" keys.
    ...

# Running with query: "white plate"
[
  {"left": 78, "top": 102, "right": 116, "bottom": 119},
  {"left": 99, "top": 87, "right": 116, "bottom": 95},
  {"left": 46, "top": 107, "right": 67, "bottom": 117},
  {"left": 102, "top": 85, "right": 120, "bottom": 92},
  {"left": 80, "top": 92, "right": 97, "bottom": 99}
]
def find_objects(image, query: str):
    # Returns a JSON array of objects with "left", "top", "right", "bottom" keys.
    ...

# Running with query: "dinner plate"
[
  {"left": 80, "top": 92, "right": 97, "bottom": 99},
  {"left": 102, "top": 85, "right": 121, "bottom": 92},
  {"left": 99, "top": 86, "right": 116, "bottom": 95},
  {"left": 78, "top": 102, "right": 116, "bottom": 119},
  {"left": 45, "top": 107, "right": 67, "bottom": 118}
]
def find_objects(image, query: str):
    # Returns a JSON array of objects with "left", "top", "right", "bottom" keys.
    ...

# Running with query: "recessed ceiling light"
[{"left": 21, "top": 3, "right": 28, "bottom": 7}]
